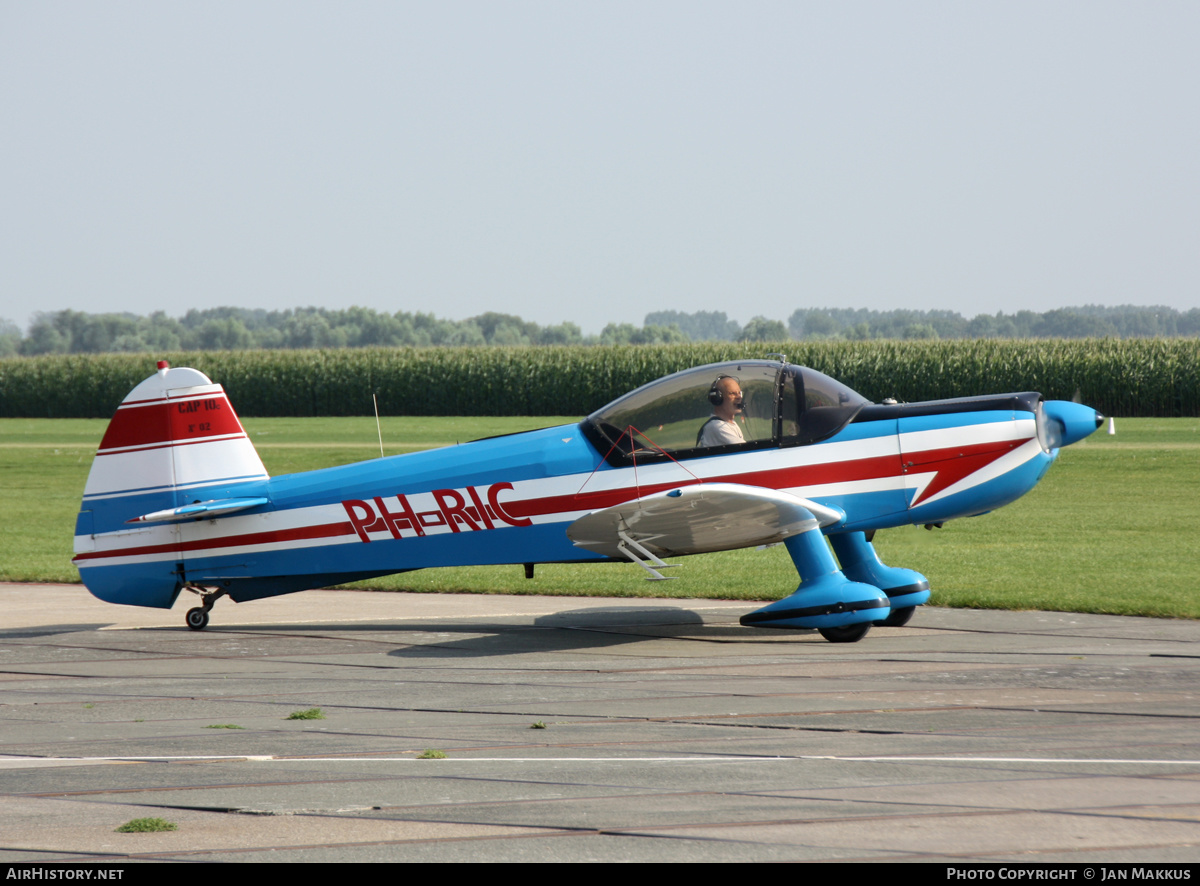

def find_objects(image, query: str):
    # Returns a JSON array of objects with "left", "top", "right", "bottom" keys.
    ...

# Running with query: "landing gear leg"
[
  {"left": 184, "top": 587, "right": 227, "bottom": 631},
  {"left": 829, "top": 532, "right": 931, "bottom": 625}
]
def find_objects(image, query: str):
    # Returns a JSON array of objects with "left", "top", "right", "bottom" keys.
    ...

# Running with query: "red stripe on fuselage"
[
  {"left": 504, "top": 453, "right": 904, "bottom": 519},
  {"left": 908, "top": 440, "right": 1027, "bottom": 505},
  {"left": 98, "top": 396, "right": 245, "bottom": 452},
  {"left": 507, "top": 438, "right": 1029, "bottom": 519}
]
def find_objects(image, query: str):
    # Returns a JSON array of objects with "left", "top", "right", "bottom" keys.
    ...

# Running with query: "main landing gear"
[
  {"left": 184, "top": 586, "right": 226, "bottom": 631},
  {"left": 740, "top": 528, "right": 932, "bottom": 643}
]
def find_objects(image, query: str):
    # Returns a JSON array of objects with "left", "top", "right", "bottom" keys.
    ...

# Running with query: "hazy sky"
[{"left": 2, "top": 1, "right": 1197, "bottom": 334}]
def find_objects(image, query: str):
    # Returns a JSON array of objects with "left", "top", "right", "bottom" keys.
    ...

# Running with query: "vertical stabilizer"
[{"left": 74, "top": 362, "right": 269, "bottom": 607}]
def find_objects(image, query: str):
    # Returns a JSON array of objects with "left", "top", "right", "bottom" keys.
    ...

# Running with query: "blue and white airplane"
[{"left": 73, "top": 358, "right": 1102, "bottom": 641}]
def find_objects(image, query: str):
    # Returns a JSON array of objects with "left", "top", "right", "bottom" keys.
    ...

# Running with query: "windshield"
[{"left": 585, "top": 362, "right": 778, "bottom": 455}]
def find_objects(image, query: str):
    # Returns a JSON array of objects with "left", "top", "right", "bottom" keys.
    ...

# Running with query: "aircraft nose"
[{"left": 1042, "top": 400, "right": 1104, "bottom": 449}]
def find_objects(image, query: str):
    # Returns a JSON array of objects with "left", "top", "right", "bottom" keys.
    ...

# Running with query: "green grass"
[
  {"left": 417, "top": 748, "right": 447, "bottom": 759},
  {"left": 4, "top": 415, "right": 1198, "bottom": 618},
  {"left": 285, "top": 708, "right": 326, "bottom": 720},
  {"left": 115, "top": 818, "right": 176, "bottom": 833},
  {"left": 204, "top": 724, "right": 244, "bottom": 729}
]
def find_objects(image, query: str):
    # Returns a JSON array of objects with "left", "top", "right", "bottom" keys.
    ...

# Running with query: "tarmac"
[{"left": 1, "top": 582, "right": 1199, "bottom": 863}]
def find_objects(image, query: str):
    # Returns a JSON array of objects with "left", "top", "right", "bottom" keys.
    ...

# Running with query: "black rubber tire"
[
  {"left": 882, "top": 606, "right": 915, "bottom": 627},
  {"left": 186, "top": 607, "right": 209, "bottom": 631},
  {"left": 818, "top": 622, "right": 872, "bottom": 643}
]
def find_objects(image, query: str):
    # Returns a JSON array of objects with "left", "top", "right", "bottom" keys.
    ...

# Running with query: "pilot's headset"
[{"left": 708, "top": 375, "right": 743, "bottom": 408}]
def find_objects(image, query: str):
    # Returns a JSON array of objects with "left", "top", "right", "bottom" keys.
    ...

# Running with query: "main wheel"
[
  {"left": 186, "top": 607, "right": 209, "bottom": 631},
  {"left": 818, "top": 622, "right": 871, "bottom": 643},
  {"left": 882, "top": 606, "right": 915, "bottom": 627}
]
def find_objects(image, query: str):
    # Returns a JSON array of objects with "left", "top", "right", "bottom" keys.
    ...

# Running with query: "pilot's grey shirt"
[{"left": 698, "top": 416, "right": 746, "bottom": 447}]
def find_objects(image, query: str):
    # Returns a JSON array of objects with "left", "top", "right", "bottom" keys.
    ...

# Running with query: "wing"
[{"left": 566, "top": 482, "right": 844, "bottom": 558}]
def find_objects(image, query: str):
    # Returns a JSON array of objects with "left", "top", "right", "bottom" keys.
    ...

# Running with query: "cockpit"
[{"left": 580, "top": 360, "right": 869, "bottom": 466}]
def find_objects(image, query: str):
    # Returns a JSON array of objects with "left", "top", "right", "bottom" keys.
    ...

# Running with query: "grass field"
[{"left": 2, "top": 415, "right": 1197, "bottom": 618}]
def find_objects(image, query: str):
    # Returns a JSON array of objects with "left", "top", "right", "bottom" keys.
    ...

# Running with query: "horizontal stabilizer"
[
  {"left": 125, "top": 497, "right": 270, "bottom": 524},
  {"left": 567, "top": 483, "right": 845, "bottom": 558}
]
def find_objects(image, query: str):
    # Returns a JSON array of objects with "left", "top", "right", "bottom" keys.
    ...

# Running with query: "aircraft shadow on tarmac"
[
  {"left": 378, "top": 606, "right": 724, "bottom": 658},
  {"left": 116, "top": 606, "right": 722, "bottom": 656}
]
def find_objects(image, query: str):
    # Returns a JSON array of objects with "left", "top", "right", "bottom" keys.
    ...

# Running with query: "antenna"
[{"left": 373, "top": 393, "right": 384, "bottom": 458}]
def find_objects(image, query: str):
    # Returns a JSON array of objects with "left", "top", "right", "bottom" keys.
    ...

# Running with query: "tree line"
[
  {"left": 0, "top": 307, "right": 692, "bottom": 356},
  {"left": 2, "top": 304, "right": 1197, "bottom": 357},
  {"left": 648, "top": 306, "right": 1200, "bottom": 341}
]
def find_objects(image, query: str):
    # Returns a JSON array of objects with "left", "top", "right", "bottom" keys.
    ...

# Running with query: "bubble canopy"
[{"left": 580, "top": 360, "right": 869, "bottom": 465}]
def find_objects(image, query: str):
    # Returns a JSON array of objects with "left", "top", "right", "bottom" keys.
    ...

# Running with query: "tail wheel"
[
  {"left": 183, "top": 586, "right": 226, "bottom": 630},
  {"left": 818, "top": 622, "right": 871, "bottom": 643}
]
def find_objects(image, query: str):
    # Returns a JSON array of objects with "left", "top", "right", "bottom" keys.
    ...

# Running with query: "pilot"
[{"left": 697, "top": 375, "right": 746, "bottom": 447}]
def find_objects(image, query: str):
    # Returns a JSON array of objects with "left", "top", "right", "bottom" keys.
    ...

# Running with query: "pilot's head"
[{"left": 709, "top": 376, "right": 744, "bottom": 418}]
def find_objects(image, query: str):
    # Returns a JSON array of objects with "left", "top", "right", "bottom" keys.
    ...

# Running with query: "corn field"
[{"left": 1, "top": 339, "right": 1196, "bottom": 418}]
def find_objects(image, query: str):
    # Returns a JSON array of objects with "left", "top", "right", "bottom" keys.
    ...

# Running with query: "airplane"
[{"left": 72, "top": 357, "right": 1103, "bottom": 642}]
